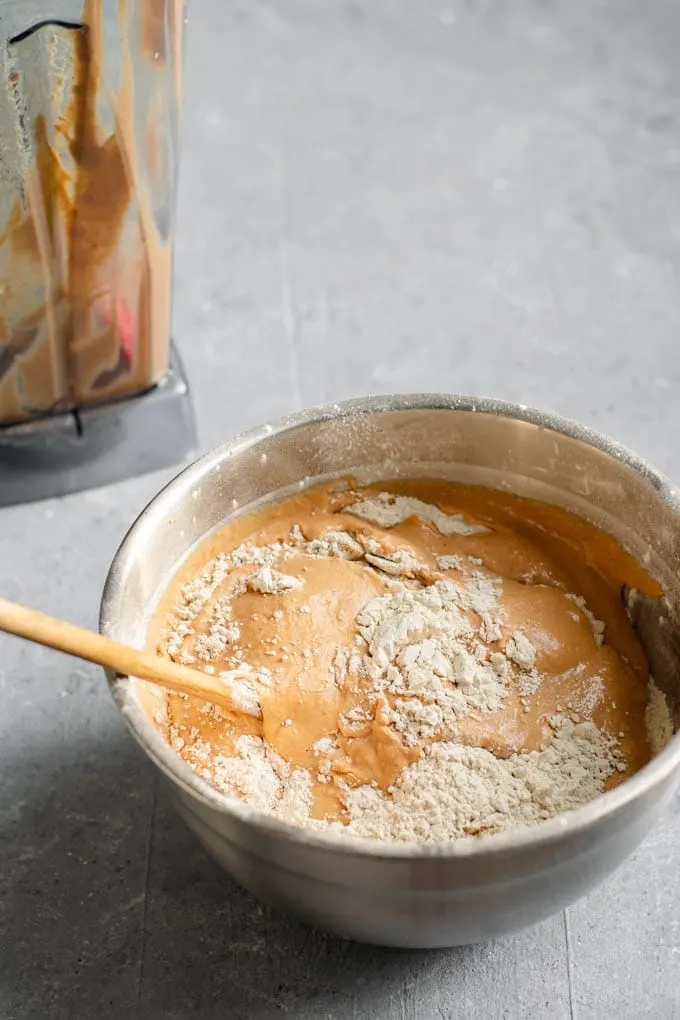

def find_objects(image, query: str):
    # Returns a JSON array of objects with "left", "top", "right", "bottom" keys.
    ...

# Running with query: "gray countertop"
[{"left": 2, "top": 1, "right": 680, "bottom": 1017}]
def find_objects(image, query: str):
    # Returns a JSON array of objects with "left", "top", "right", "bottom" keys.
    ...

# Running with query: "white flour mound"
[
  {"left": 646, "top": 679, "right": 675, "bottom": 756},
  {"left": 347, "top": 492, "right": 489, "bottom": 536},
  {"left": 247, "top": 566, "right": 303, "bottom": 594},
  {"left": 343, "top": 719, "right": 622, "bottom": 843},
  {"left": 211, "top": 735, "right": 314, "bottom": 827},
  {"left": 356, "top": 579, "right": 510, "bottom": 739}
]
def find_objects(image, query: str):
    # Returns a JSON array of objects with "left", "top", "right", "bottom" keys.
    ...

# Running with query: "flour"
[
  {"left": 449, "top": 572, "right": 503, "bottom": 617},
  {"left": 355, "top": 577, "right": 511, "bottom": 741},
  {"left": 646, "top": 679, "right": 674, "bottom": 756},
  {"left": 166, "top": 554, "right": 232, "bottom": 657},
  {"left": 342, "top": 718, "right": 621, "bottom": 843},
  {"left": 505, "top": 631, "right": 536, "bottom": 671},
  {"left": 347, "top": 492, "right": 490, "bottom": 536},
  {"left": 247, "top": 566, "right": 303, "bottom": 594},
  {"left": 231, "top": 540, "right": 292, "bottom": 569},
  {"left": 563, "top": 674, "right": 605, "bottom": 720},
  {"left": 305, "top": 530, "right": 365, "bottom": 559},
  {"left": 388, "top": 697, "right": 443, "bottom": 742},
  {"left": 566, "top": 593, "right": 605, "bottom": 645},
  {"left": 312, "top": 735, "right": 337, "bottom": 755},
  {"left": 479, "top": 612, "right": 504, "bottom": 643},
  {"left": 167, "top": 540, "right": 294, "bottom": 656},
  {"left": 192, "top": 596, "right": 241, "bottom": 663},
  {"left": 210, "top": 735, "right": 313, "bottom": 826},
  {"left": 503, "top": 630, "right": 542, "bottom": 704},
  {"left": 436, "top": 554, "right": 464, "bottom": 571},
  {"left": 364, "top": 549, "right": 424, "bottom": 577}
]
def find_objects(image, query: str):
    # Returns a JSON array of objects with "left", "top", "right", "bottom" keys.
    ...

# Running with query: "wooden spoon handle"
[{"left": 0, "top": 597, "right": 259, "bottom": 718}]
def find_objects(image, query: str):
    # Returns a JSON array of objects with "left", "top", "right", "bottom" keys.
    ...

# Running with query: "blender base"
[{"left": 0, "top": 343, "right": 197, "bottom": 507}]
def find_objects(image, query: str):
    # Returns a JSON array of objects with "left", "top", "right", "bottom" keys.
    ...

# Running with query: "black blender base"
[{"left": 0, "top": 344, "right": 197, "bottom": 507}]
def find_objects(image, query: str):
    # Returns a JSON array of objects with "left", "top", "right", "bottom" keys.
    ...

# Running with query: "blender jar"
[{"left": 0, "top": 0, "right": 185, "bottom": 424}]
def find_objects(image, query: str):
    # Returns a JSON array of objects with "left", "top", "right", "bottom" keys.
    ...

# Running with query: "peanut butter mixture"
[{"left": 149, "top": 480, "right": 673, "bottom": 843}]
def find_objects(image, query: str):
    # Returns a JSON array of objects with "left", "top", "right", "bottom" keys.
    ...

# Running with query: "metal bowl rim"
[{"left": 101, "top": 393, "right": 680, "bottom": 861}]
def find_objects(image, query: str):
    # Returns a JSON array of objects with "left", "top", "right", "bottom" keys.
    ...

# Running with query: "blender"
[{"left": 0, "top": 0, "right": 195, "bottom": 505}]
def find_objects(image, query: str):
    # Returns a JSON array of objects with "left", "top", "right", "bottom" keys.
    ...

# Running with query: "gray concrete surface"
[{"left": 2, "top": 1, "right": 680, "bottom": 1017}]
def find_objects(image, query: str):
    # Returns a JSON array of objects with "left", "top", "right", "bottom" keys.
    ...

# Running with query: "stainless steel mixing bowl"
[{"left": 100, "top": 395, "right": 680, "bottom": 948}]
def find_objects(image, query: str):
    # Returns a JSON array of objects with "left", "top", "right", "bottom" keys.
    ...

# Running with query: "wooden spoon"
[{"left": 0, "top": 597, "right": 261, "bottom": 718}]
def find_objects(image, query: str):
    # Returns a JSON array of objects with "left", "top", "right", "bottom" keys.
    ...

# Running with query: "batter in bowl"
[{"left": 148, "top": 479, "right": 674, "bottom": 843}]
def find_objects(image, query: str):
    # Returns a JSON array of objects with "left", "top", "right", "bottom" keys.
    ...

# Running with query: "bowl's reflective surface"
[{"left": 101, "top": 395, "right": 680, "bottom": 947}]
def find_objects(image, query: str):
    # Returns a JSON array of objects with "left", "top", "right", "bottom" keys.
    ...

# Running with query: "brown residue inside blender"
[{"left": 0, "top": 0, "right": 184, "bottom": 423}]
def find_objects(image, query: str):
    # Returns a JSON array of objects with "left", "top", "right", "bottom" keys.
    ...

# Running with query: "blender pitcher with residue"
[{"left": 0, "top": 0, "right": 191, "bottom": 480}]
